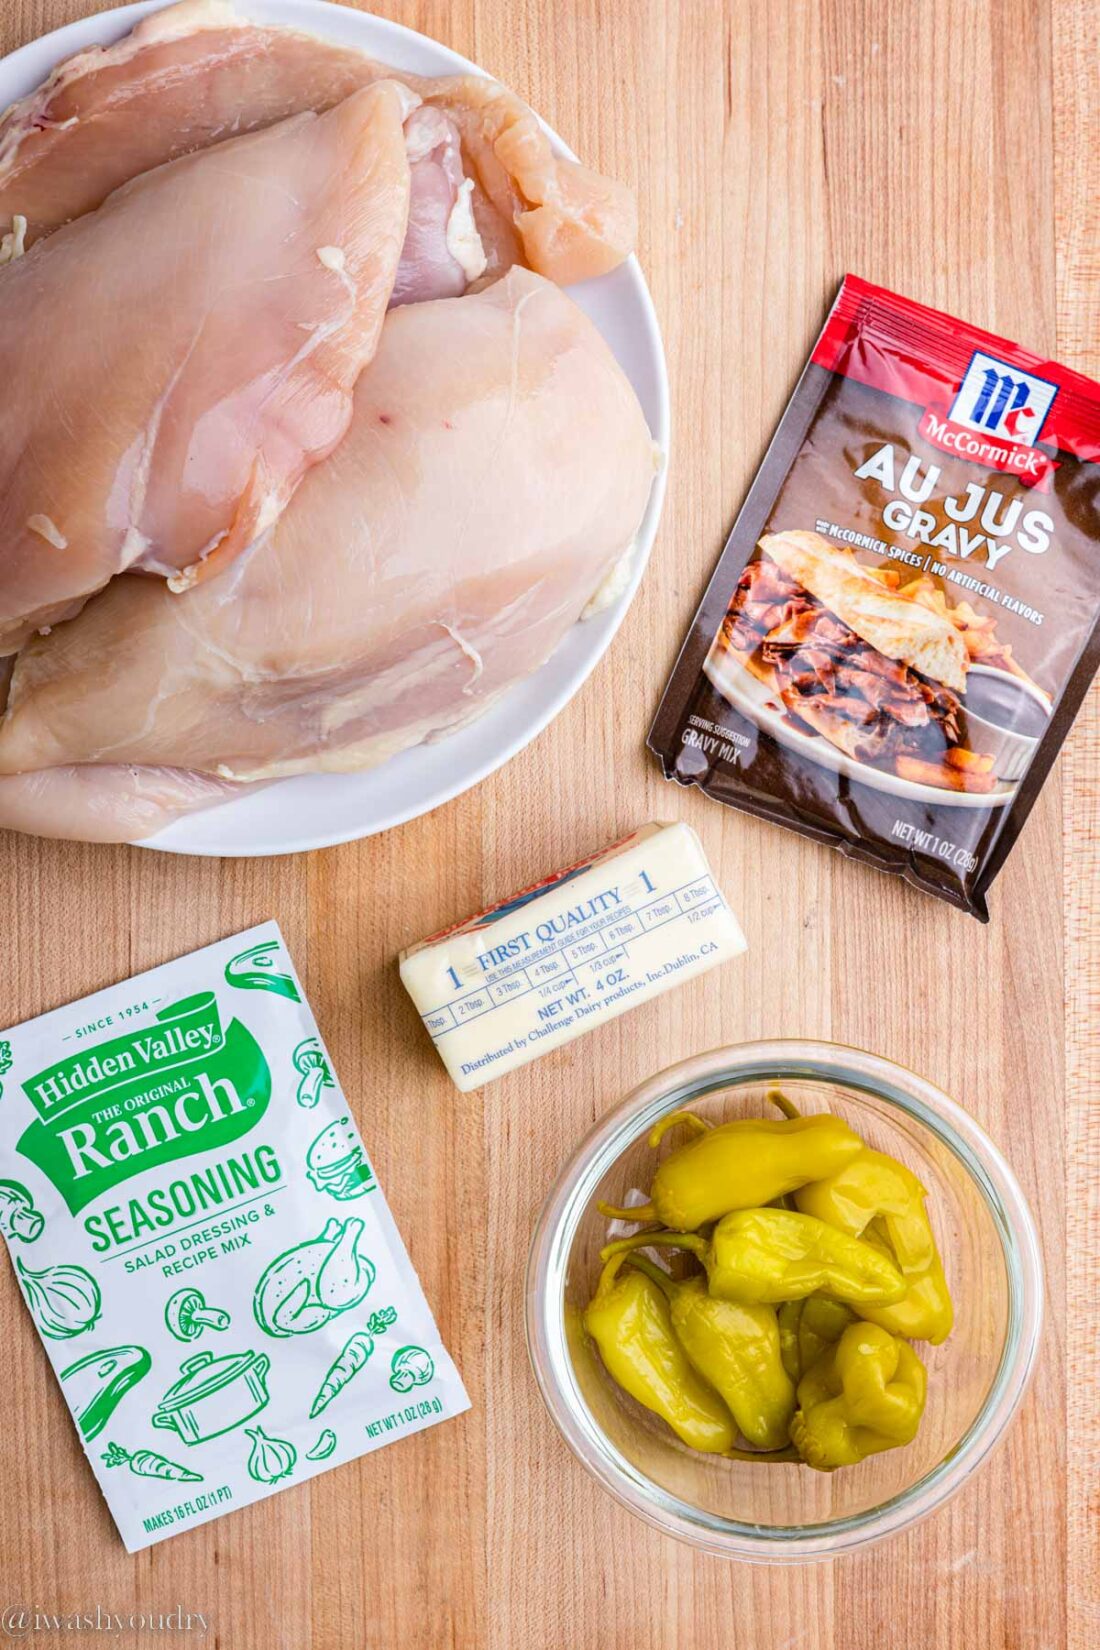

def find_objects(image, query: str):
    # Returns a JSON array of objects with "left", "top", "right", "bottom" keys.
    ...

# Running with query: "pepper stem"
[
  {"left": 600, "top": 1232, "right": 707, "bottom": 1267},
  {"left": 620, "top": 1252, "right": 676, "bottom": 1299},
  {"left": 592, "top": 1249, "right": 637, "bottom": 1297},
  {"left": 648, "top": 1110, "right": 711, "bottom": 1149},
  {"left": 725, "top": 1445, "right": 801, "bottom": 1464},
  {"left": 766, "top": 1088, "right": 802, "bottom": 1120},
  {"left": 596, "top": 1199, "right": 657, "bottom": 1224}
]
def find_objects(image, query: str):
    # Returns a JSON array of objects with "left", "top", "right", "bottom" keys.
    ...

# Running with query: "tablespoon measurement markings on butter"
[{"left": 400, "top": 823, "right": 747, "bottom": 1091}]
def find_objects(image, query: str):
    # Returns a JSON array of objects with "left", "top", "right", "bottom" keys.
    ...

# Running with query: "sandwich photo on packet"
[
  {"left": 712, "top": 529, "right": 1048, "bottom": 796},
  {"left": 650, "top": 275, "right": 1100, "bottom": 917}
]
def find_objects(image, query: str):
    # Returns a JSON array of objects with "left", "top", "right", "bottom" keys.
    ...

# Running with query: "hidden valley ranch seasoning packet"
[{"left": 0, "top": 923, "right": 469, "bottom": 1550}]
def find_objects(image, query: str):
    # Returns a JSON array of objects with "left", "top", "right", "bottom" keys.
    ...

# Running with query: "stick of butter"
[{"left": 399, "top": 822, "right": 747, "bottom": 1090}]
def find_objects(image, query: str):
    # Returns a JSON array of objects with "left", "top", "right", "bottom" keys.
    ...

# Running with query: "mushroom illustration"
[
  {"left": 164, "top": 1287, "right": 232, "bottom": 1343},
  {"left": 389, "top": 1345, "right": 435, "bottom": 1393},
  {"left": 293, "top": 1038, "right": 334, "bottom": 1109},
  {"left": 0, "top": 1180, "right": 45, "bottom": 1243}
]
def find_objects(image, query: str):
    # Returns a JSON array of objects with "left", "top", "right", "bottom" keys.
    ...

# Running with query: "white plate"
[
  {"left": 0, "top": 0, "right": 669, "bottom": 856},
  {"left": 703, "top": 643, "right": 1015, "bottom": 809}
]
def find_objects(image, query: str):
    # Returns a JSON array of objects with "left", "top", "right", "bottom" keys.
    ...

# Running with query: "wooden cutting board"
[{"left": 0, "top": 1, "right": 1095, "bottom": 1646}]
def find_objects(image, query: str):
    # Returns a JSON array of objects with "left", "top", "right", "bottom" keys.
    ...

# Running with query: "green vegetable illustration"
[
  {"left": 389, "top": 1346, "right": 435, "bottom": 1394},
  {"left": 293, "top": 1039, "right": 334, "bottom": 1108},
  {"left": 0, "top": 1179, "right": 45, "bottom": 1243},
  {"left": 306, "top": 1118, "right": 374, "bottom": 1202},
  {"left": 102, "top": 1441, "right": 202, "bottom": 1483},
  {"left": 253, "top": 1217, "right": 374, "bottom": 1338},
  {"left": 245, "top": 1425, "right": 297, "bottom": 1485},
  {"left": 309, "top": 1308, "right": 397, "bottom": 1418},
  {"left": 165, "top": 1286, "right": 231, "bottom": 1342},
  {"left": 61, "top": 1346, "right": 151, "bottom": 1441},
  {"left": 225, "top": 940, "right": 301, "bottom": 1002},
  {"left": 17, "top": 1255, "right": 101, "bottom": 1339},
  {"left": 305, "top": 1428, "right": 338, "bottom": 1461}
]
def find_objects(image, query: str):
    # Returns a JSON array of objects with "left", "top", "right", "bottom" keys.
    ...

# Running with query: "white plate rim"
[{"left": 0, "top": 0, "right": 669, "bottom": 856}]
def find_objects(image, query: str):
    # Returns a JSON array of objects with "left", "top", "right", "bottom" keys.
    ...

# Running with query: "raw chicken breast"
[
  {"left": 0, "top": 766, "right": 251, "bottom": 842},
  {"left": 0, "top": 0, "right": 389, "bottom": 247},
  {"left": 417, "top": 74, "right": 636, "bottom": 284},
  {"left": 392, "top": 107, "right": 485, "bottom": 307},
  {"left": 0, "top": 270, "right": 657, "bottom": 820},
  {"left": 0, "top": 0, "right": 634, "bottom": 284},
  {"left": 0, "top": 80, "right": 413, "bottom": 655}
]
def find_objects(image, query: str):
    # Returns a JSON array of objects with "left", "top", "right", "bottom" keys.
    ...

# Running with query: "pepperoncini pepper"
[
  {"left": 597, "top": 1112, "right": 863, "bottom": 1230},
  {"left": 582, "top": 1251, "right": 736, "bottom": 1452},
  {"left": 777, "top": 1296, "right": 856, "bottom": 1384},
  {"left": 789, "top": 1321, "right": 927, "bottom": 1470},
  {"left": 794, "top": 1149, "right": 954, "bottom": 1343},
  {"left": 623, "top": 1254, "right": 795, "bottom": 1450},
  {"left": 603, "top": 1208, "right": 906, "bottom": 1308}
]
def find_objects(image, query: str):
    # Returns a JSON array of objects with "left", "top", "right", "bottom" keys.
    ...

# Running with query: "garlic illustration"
[
  {"left": 245, "top": 1425, "right": 297, "bottom": 1485},
  {"left": 17, "top": 1256, "right": 101, "bottom": 1339}
]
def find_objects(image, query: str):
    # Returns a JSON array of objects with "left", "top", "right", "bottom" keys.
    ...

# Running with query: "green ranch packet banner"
[{"left": 0, "top": 922, "right": 469, "bottom": 1551}]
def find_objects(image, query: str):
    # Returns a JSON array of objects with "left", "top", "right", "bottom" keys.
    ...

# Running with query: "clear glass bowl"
[{"left": 525, "top": 1041, "right": 1043, "bottom": 1562}]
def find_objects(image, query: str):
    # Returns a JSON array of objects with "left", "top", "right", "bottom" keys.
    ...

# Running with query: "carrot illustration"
[
  {"left": 102, "top": 1441, "right": 203, "bottom": 1483},
  {"left": 309, "top": 1307, "right": 396, "bottom": 1418}
]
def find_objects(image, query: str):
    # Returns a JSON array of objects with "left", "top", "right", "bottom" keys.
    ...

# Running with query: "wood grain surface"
[{"left": 0, "top": 1, "right": 1096, "bottom": 1647}]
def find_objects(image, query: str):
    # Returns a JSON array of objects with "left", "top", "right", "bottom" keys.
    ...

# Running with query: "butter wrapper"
[{"left": 400, "top": 821, "right": 747, "bottom": 1090}]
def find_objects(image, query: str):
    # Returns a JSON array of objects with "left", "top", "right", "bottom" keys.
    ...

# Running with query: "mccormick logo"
[
  {"left": 949, "top": 351, "right": 1058, "bottom": 445},
  {"left": 917, "top": 352, "right": 1061, "bottom": 490},
  {"left": 15, "top": 993, "right": 271, "bottom": 1214}
]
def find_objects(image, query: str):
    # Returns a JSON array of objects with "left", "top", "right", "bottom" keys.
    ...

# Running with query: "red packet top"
[
  {"left": 814, "top": 274, "right": 1100, "bottom": 477},
  {"left": 649, "top": 275, "right": 1100, "bottom": 918}
]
